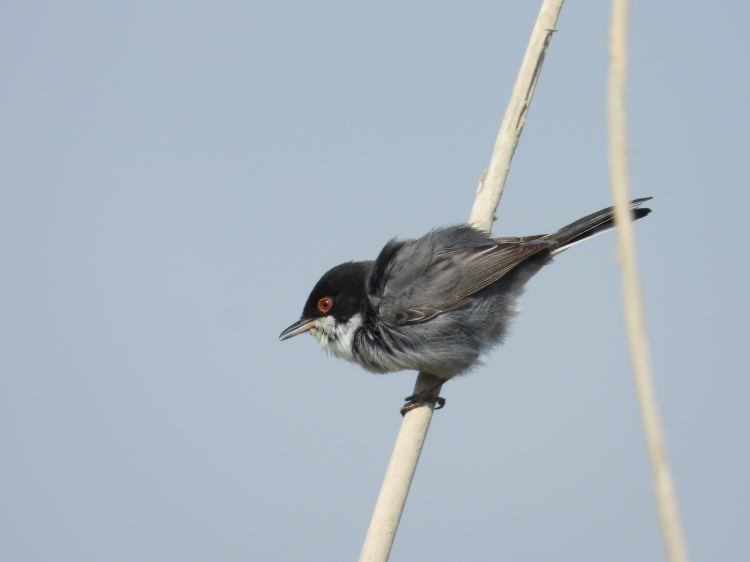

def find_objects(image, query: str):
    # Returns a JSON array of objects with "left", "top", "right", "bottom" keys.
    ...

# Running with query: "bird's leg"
[{"left": 400, "top": 378, "right": 447, "bottom": 416}]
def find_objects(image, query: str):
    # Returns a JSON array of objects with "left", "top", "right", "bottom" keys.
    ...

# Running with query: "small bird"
[{"left": 280, "top": 199, "right": 651, "bottom": 412}]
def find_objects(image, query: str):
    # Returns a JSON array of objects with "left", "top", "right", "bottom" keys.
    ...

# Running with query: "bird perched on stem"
[{"left": 280, "top": 198, "right": 651, "bottom": 413}]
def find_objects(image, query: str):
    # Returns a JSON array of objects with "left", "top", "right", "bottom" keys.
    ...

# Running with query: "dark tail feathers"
[{"left": 545, "top": 197, "right": 652, "bottom": 251}]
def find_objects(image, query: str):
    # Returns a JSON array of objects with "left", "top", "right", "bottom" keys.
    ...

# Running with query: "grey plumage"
[
  {"left": 280, "top": 198, "right": 652, "bottom": 380},
  {"left": 353, "top": 227, "right": 547, "bottom": 377}
]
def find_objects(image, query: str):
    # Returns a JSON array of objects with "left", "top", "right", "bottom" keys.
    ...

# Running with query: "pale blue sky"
[{"left": 2, "top": 1, "right": 748, "bottom": 560}]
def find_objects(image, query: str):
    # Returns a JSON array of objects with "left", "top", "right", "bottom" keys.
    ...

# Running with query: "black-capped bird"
[{"left": 280, "top": 199, "right": 651, "bottom": 412}]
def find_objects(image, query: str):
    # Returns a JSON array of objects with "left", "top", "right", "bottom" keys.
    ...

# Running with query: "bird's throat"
[{"left": 310, "top": 314, "right": 363, "bottom": 362}]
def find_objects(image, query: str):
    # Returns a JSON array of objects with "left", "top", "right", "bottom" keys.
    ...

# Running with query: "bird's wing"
[{"left": 371, "top": 235, "right": 549, "bottom": 325}]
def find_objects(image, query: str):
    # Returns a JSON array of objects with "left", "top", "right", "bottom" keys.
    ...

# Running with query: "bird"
[{"left": 280, "top": 198, "right": 652, "bottom": 413}]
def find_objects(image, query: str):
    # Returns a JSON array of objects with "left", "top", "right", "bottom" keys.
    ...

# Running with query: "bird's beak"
[{"left": 279, "top": 318, "right": 316, "bottom": 341}]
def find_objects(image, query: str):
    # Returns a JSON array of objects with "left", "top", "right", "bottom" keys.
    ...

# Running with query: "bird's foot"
[{"left": 400, "top": 391, "right": 446, "bottom": 416}]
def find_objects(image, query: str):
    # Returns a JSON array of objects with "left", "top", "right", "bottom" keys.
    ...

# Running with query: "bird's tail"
[{"left": 544, "top": 197, "right": 652, "bottom": 254}]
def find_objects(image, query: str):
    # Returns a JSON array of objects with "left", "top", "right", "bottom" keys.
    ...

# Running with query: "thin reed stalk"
[
  {"left": 358, "top": 2, "right": 565, "bottom": 560},
  {"left": 608, "top": 1, "right": 690, "bottom": 560}
]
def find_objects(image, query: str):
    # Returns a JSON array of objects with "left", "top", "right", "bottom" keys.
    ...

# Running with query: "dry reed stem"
[
  {"left": 358, "top": 2, "right": 565, "bottom": 561},
  {"left": 469, "top": 0, "right": 565, "bottom": 233},
  {"left": 608, "top": 1, "right": 690, "bottom": 561}
]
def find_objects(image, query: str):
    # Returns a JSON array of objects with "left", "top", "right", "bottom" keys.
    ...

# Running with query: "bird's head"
[{"left": 279, "top": 261, "right": 371, "bottom": 343}]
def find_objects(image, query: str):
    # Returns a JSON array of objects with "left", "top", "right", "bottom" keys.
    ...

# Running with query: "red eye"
[{"left": 317, "top": 297, "right": 333, "bottom": 313}]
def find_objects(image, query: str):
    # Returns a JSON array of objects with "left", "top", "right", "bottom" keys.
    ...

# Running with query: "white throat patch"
[{"left": 309, "top": 314, "right": 362, "bottom": 363}]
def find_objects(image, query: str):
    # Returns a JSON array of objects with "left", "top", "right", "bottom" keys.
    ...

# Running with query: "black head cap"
[{"left": 302, "top": 261, "right": 372, "bottom": 323}]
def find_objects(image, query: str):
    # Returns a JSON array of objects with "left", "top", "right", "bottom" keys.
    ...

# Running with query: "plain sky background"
[{"left": 2, "top": 1, "right": 748, "bottom": 561}]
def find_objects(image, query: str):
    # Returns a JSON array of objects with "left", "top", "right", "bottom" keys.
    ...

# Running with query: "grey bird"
[{"left": 280, "top": 198, "right": 651, "bottom": 412}]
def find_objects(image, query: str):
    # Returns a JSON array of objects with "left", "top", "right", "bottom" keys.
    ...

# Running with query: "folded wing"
[
  {"left": 368, "top": 198, "right": 652, "bottom": 326},
  {"left": 371, "top": 231, "right": 549, "bottom": 325}
]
